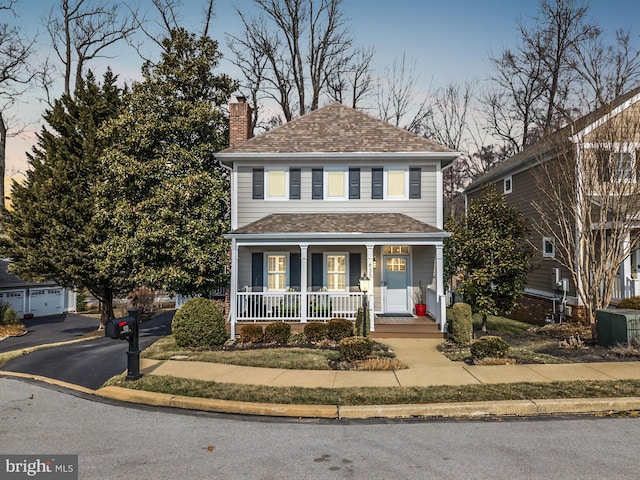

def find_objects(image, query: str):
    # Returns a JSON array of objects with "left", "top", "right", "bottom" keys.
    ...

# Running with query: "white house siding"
[{"left": 235, "top": 162, "right": 439, "bottom": 229}]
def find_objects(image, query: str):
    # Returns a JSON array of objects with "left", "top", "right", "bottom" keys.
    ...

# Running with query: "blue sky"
[{"left": 5, "top": 0, "right": 640, "bottom": 176}]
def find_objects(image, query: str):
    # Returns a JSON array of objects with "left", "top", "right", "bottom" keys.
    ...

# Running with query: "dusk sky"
[{"left": 5, "top": 0, "right": 640, "bottom": 177}]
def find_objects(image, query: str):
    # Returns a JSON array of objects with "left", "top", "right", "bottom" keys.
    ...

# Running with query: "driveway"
[
  {"left": 0, "top": 313, "right": 99, "bottom": 353},
  {"left": 0, "top": 311, "right": 174, "bottom": 389}
]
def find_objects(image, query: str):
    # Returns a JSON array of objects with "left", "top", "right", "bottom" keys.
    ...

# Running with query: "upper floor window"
[
  {"left": 253, "top": 167, "right": 300, "bottom": 200},
  {"left": 596, "top": 150, "right": 637, "bottom": 183},
  {"left": 325, "top": 169, "right": 347, "bottom": 200},
  {"left": 542, "top": 237, "right": 555, "bottom": 258},
  {"left": 372, "top": 168, "right": 416, "bottom": 200},
  {"left": 504, "top": 175, "right": 513, "bottom": 194}
]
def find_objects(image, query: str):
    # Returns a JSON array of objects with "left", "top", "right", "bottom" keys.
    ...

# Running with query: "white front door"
[{"left": 384, "top": 255, "right": 409, "bottom": 312}]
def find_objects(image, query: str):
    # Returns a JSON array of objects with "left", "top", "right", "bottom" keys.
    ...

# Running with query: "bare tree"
[
  {"left": 485, "top": 0, "right": 598, "bottom": 152},
  {"left": 46, "top": 0, "right": 138, "bottom": 96},
  {"left": 129, "top": 0, "right": 216, "bottom": 59},
  {"left": 425, "top": 82, "right": 473, "bottom": 151},
  {"left": 572, "top": 28, "right": 640, "bottom": 110},
  {"left": 532, "top": 99, "right": 640, "bottom": 331},
  {"left": 376, "top": 53, "right": 431, "bottom": 134},
  {"left": 0, "top": 0, "right": 36, "bottom": 204},
  {"left": 325, "top": 45, "right": 374, "bottom": 109},
  {"left": 228, "top": 0, "right": 353, "bottom": 123}
]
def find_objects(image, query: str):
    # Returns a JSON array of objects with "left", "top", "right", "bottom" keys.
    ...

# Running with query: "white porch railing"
[
  {"left": 236, "top": 291, "right": 362, "bottom": 322},
  {"left": 612, "top": 275, "right": 640, "bottom": 300}
]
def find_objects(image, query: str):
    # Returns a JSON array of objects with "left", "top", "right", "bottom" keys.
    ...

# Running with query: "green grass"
[
  {"left": 143, "top": 336, "right": 339, "bottom": 370},
  {"left": 103, "top": 374, "right": 640, "bottom": 405},
  {"left": 472, "top": 314, "right": 534, "bottom": 335}
]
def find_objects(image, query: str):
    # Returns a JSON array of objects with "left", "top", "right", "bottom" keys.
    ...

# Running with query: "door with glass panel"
[{"left": 383, "top": 246, "right": 409, "bottom": 313}]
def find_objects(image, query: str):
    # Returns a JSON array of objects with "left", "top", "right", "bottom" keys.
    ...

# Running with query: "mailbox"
[{"left": 106, "top": 316, "right": 136, "bottom": 339}]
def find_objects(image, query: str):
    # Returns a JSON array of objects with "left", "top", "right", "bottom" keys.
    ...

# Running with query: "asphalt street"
[
  {"left": 1, "top": 377, "right": 639, "bottom": 480},
  {"left": 1, "top": 311, "right": 173, "bottom": 389}
]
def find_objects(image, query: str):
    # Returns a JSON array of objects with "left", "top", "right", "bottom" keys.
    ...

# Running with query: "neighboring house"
[
  {"left": 0, "top": 259, "right": 76, "bottom": 318},
  {"left": 465, "top": 86, "right": 640, "bottom": 322},
  {"left": 217, "top": 98, "right": 460, "bottom": 337}
]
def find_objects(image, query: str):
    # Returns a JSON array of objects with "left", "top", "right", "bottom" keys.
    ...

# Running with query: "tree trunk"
[
  {"left": 481, "top": 313, "right": 488, "bottom": 332},
  {"left": 98, "top": 289, "right": 114, "bottom": 330},
  {"left": 0, "top": 114, "right": 5, "bottom": 205}
]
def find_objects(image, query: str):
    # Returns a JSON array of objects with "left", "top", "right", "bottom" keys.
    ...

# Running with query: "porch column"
[
  {"left": 366, "top": 243, "right": 375, "bottom": 332},
  {"left": 435, "top": 244, "right": 446, "bottom": 332},
  {"left": 300, "top": 243, "right": 308, "bottom": 323},
  {"left": 229, "top": 238, "right": 238, "bottom": 338}
]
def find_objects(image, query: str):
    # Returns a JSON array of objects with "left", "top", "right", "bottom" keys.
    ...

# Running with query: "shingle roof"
[
  {"left": 467, "top": 85, "right": 640, "bottom": 192},
  {"left": 231, "top": 213, "right": 443, "bottom": 235},
  {"left": 219, "top": 102, "right": 455, "bottom": 154},
  {"left": 0, "top": 260, "right": 56, "bottom": 288}
]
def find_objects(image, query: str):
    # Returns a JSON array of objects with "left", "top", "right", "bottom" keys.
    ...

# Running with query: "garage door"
[
  {"left": 0, "top": 291, "right": 25, "bottom": 318},
  {"left": 29, "top": 288, "right": 63, "bottom": 316}
]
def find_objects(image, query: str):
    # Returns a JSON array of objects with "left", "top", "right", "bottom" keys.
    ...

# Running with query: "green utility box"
[{"left": 595, "top": 309, "right": 640, "bottom": 347}]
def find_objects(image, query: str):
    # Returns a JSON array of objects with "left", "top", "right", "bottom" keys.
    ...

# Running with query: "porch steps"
[{"left": 369, "top": 316, "right": 445, "bottom": 339}]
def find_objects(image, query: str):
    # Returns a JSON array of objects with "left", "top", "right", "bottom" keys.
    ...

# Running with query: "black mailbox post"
[{"left": 105, "top": 308, "right": 140, "bottom": 380}]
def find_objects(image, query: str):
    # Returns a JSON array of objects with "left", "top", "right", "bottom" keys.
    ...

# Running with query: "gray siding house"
[{"left": 218, "top": 99, "right": 459, "bottom": 337}]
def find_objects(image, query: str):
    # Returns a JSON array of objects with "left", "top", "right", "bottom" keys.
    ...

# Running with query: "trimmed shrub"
[
  {"left": 618, "top": 296, "right": 640, "bottom": 310},
  {"left": 76, "top": 289, "right": 87, "bottom": 312},
  {"left": 3, "top": 307, "right": 19, "bottom": 325},
  {"left": 339, "top": 336, "right": 374, "bottom": 361},
  {"left": 304, "top": 322, "right": 328, "bottom": 342},
  {"left": 470, "top": 335, "right": 510, "bottom": 359},
  {"left": 451, "top": 302, "right": 473, "bottom": 344},
  {"left": 327, "top": 317, "right": 354, "bottom": 341},
  {"left": 239, "top": 325, "right": 264, "bottom": 343},
  {"left": 264, "top": 322, "right": 291, "bottom": 343},
  {"left": 354, "top": 307, "right": 364, "bottom": 335},
  {"left": 172, "top": 297, "right": 227, "bottom": 348}
]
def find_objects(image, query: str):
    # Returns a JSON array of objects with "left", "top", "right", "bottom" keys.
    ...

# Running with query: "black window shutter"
[
  {"left": 290, "top": 168, "right": 301, "bottom": 200},
  {"left": 290, "top": 253, "right": 301, "bottom": 289},
  {"left": 251, "top": 252, "right": 263, "bottom": 291},
  {"left": 311, "top": 253, "right": 323, "bottom": 288},
  {"left": 409, "top": 167, "right": 421, "bottom": 199},
  {"left": 252, "top": 168, "right": 264, "bottom": 199},
  {"left": 312, "top": 168, "right": 323, "bottom": 199},
  {"left": 349, "top": 253, "right": 361, "bottom": 287},
  {"left": 349, "top": 168, "right": 360, "bottom": 199},
  {"left": 371, "top": 168, "right": 383, "bottom": 199}
]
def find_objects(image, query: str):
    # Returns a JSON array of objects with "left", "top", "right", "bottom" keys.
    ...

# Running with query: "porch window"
[
  {"left": 267, "top": 255, "right": 287, "bottom": 290},
  {"left": 326, "top": 255, "right": 346, "bottom": 291},
  {"left": 383, "top": 245, "right": 409, "bottom": 254}
]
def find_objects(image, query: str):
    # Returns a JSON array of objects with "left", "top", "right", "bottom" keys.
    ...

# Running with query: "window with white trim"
[
  {"left": 542, "top": 237, "right": 555, "bottom": 258},
  {"left": 504, "top": 175, "right": 512, "bottom": 194},
  {"left": 611, "top": 152, "right": 634, "bottom": 181},
  {"left": 326, "top": 255, "right": 346, "bottom": 291},
  {"left": 265, "top": 169, "right": 288, "bottom": 200},
  {"left": 385, "top": 169, "right": 407, "bottom": 199},
  {"left": 267, "top": 254, "right": 287, "bottom": 290},
  {"left": 325, "top": 169, "right": 348, "bottom": 200}
]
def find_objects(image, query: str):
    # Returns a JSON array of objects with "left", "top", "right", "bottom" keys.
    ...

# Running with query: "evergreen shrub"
[
  {"left": 264, "top": 322, "right": 291, "bottom": 343},
  {"left": 452, "top": 302, "right": 473, "bottom": 344},
  {"left": 470, "top": 335, "right": 510, "bottom": 359},
  {"left": 303, "top": 322, "right": 328, "bottom": 342},
  {"left": 239, "top": 324, "right": 264, "bottom": 343},
  {"left": 327, "top": 317, "right": 354, "bottom": 341},
  {"left": 172, "top": 297, "right": 227, "bottom": 348},
  {"left": 339, "top": 336, "right": 373, "bottom": 361}
]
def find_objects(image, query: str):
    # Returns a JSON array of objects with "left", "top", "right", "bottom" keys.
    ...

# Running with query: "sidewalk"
[
  {"left": 136, "top": 338, "right": 640, "bottom": 388},
  {"left": 4, "top": 337, "right": 640, "bottom": 419}
]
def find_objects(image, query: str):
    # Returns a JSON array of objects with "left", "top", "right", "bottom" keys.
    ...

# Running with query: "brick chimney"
[{"left": 229, "top": 95, "right": 253, "bottom": 148}]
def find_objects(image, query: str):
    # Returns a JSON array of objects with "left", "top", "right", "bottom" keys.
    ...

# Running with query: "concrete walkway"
[{"left": 138, "top": 338, "right": 640, "bottom": 388}]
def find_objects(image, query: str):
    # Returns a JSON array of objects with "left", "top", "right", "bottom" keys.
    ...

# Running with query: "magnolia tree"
[
  {"left": 445, "top": 186, "right": 534, "bottom": 331},
  {"left": 532, "top": 99, "right": 640, "bottom": 331}
]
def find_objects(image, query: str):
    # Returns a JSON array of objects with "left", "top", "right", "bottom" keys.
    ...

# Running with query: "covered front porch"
[{"left": 226, "top": 213, "right": 449, "bottom": 338}]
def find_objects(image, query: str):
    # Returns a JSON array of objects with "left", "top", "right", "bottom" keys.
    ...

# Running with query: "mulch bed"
[{"left": 0, "top": 324, "right": 27, "bottom": 339}]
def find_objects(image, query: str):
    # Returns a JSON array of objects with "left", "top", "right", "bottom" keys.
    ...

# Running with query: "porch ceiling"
[{"left": 229, "top": 213, "right": 446, "bottom": 238}]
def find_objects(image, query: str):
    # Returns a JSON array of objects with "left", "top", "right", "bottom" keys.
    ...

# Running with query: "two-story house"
[
  {"left": 218, "top": 98, "right": 459, "bottom": 338},
  {"left": 465, "top": 86, "right": 640, "bottom": 324}
]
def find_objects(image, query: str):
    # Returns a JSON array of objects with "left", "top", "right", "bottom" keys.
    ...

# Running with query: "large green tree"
[
  {"left": 1, "top": 70, "right": 133, "bottom": 326},
  {"left": 96, "top": 28, "right": 237, "bottom": 297},
  {"left": 445, "top": 186, "right": 534, "bottom": 331}
]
